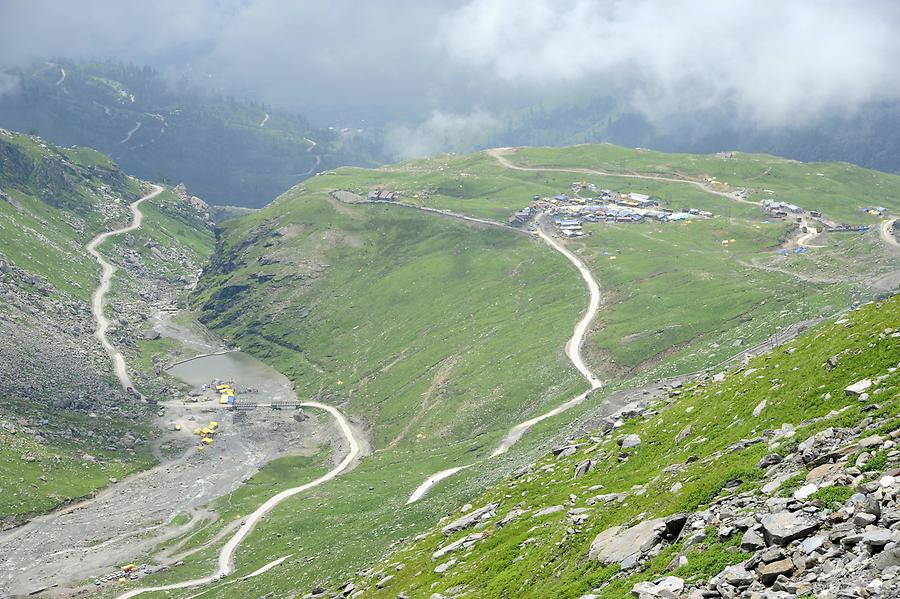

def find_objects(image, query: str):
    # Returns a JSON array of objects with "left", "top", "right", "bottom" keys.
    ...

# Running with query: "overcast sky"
[{"left": 2, "top": 0, "right": 899, "bottom": 133}]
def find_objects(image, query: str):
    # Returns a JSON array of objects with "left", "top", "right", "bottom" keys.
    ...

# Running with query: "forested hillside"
[{"left": 0, "top": 61, "right": 386, "bottom": 207}]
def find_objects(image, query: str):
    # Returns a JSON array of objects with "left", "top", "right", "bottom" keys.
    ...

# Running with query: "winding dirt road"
[
  {"left": 881, "top": 218, "right": 900, "bottom": 250},
  {"left": 86, "top": 184, "right": 163, "bottom": 390},
  {"left": 117, "top": 401, "right": 360, "bottom": 599},
  {"left": 120, "top": 121, "right": 142, "bottom": 144},
  {"left": 406, "top": 217, "right": 603, "bottom": 504},
  {"left": 83, "top": 183, "right": 365, "bottom": 598},
  {"left": 486, "top": 147, "right": 759, "bottom": 207}
]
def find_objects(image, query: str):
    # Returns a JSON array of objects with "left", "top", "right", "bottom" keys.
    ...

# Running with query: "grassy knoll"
[
  {"left": 344, "top": 295, "right": 900, "bottom": 598},
  {"left": 572, "top": 216, "right": 855, "bottom": 378}
]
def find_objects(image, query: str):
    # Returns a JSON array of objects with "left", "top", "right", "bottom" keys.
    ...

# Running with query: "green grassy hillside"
[
  {"left": 126, "top": 143, "right": 898, "bottom": 596},
  {"left": 348, "top": 295, "right": 900, "bottom": 598}
]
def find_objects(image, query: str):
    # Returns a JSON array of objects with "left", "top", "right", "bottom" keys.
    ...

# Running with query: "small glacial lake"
[{"left": 167, "top": 351, "right": 294, "bottom": 402}]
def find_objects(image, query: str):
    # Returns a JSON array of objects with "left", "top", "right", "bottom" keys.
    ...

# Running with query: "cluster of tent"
[
  {"left": 193, "top": 420, "right": 219, "bottom": 448},
  {"left": 217, "top": 383, "right": 236, "bottom": 406}
]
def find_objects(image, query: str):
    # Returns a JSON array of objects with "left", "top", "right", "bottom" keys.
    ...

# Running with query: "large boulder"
[
  {"left": 845, "top": 378, "right": 873, "bottom": 396},
  {"left": 574, "top": 459, "right": 595, "bottom": 479},
  {"left": 441, "top": 503, "right": 498, "bottom": 536},
  {"left": 761, "top": 512, "right": 820, "bottom": 546},
  {"left": 722, "top": 564, "right": 755, "bottom": 587},
  {"left": 589, "top": 518, "right": 665, "bottom": 564},
  {"left": 758, "top": 557, "right": 794, "bottom": 586},
  {"left": 618, "top": 434, "right": 642, "bottom": 449}
]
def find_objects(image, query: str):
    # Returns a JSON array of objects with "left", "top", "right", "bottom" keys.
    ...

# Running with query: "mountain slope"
[
  {"left": 349, "top": 295, "right": 900, "bottom": 598},
  {"left": 0, "top": 128, "right": 214, "bottom": 527},
  {"left": 0, "top": 61, "right": 385, "bottom": 207},
  {"left": 122, "top": 143, "right": 898, "bottom": 597}
]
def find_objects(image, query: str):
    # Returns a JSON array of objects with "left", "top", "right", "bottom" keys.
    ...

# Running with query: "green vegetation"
[
  {"left": 120, "top": 143, "right": 896, "bottom": 596},
  {"left": 860, "top": 450, "right": 889, "bottom": 472},
  {"left": 0, "top": 395, "right": 156, "bottom": 523},
  {"left": 338, "top": 295, "right": 899, "bottom": 598},
  {"left": 809, "top": 485, "right": 855, "bottom": 510},
  {"left": 0, "top": 61, "right": 387, "bottom": 207}
]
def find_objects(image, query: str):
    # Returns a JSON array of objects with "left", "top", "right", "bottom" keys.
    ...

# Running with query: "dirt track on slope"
[
  {"left": 86, "top": 184, "right": 163, "bottom": 390},
  {"left": 0, "top": 187, "right": 367, "bottom": 598},
  {"left": 406, "top": 215, "right": 604, "bottom": 504},
  {"left": 485, "top": 147, "right": 759, "bottom": 207}
]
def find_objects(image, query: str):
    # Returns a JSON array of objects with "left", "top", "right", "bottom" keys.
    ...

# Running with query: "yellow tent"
[
  {"left": 200, "top": 427, "right": 212, "bottom": 435},
  {"left": 209, "top": 421, "right": 219, "bottom": 429},
  {"left": 174, "top": 423, "right": 182, "bottom": 431},
  {"left": 201, "top": 437, "right": 214, "bottom": 445},
  {"left": 193, "top": 427, "right": 202, "bottom": 435},
  {"left": 219, "top": 395, "right": 230, "bottom": 405}
]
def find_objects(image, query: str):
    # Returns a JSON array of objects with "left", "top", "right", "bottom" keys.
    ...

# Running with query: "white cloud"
[
  {"left": 1, "top": 0, "right": 898, "bottom": 131},
  {"left": 386, "top": 110, "right": 500, "bottom": 159},
  {"left": 438, "top": 0, "right": 900, "bottom": 127}
]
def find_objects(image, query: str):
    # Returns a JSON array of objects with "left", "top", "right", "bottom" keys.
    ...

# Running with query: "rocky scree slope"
[
  {"left": 344, "top": 295, "right": 900, "bottom": 599},
  {"left": 0, "top": 128, "right": 213, "bottom": 527}
]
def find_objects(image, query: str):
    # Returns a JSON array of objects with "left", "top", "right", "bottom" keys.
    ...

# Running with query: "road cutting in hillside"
[
  {"left": 86, "top": 184, "right": 163, "bottom": 390},
  {"left": 406, "top": 216, "right": 604, "bottom": 504},
  {"left": 117, "top": 401, "right": 361, "bottom": 599},
  {"left": 486, "top": 147, "right": 759, "bottom": 207}
]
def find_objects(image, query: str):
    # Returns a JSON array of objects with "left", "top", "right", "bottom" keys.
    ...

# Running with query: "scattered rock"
[
  {"left": 617, "top": 434, "right": 642, "bottom": 449},
  {"left": 752, "top": 399, "right": 767, "bottom": 417},
  {"left": 845, "top": 378, "right": 873, "bottom": 396}
]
